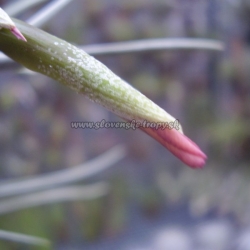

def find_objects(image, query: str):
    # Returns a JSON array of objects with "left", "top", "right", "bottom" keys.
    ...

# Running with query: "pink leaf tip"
[
  {"left": 10, "top": 27, "right": 26, "bottom": 42},
  {"left": 141, "top": 126, "right": 207, "bottom": 169}
]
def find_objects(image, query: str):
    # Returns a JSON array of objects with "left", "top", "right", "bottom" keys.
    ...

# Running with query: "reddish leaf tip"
[
  {"left": 10, "top": 27, "right": 27, "bottom": 42},
  {"left": 141, "top": 126, "right": 207, "bottom": 169}
]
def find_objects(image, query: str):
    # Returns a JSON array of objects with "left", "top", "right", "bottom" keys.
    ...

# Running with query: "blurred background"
[{"left": 0, "top": 0, "right": 250, "bottom": 249}]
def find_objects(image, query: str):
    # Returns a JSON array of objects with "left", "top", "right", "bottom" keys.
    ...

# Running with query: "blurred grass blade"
[
  {"left": 0, "top": 145, "right": 126, "bottom": 198},
  {"left": 26, "top": 0, "right": 74, "bottom": 27},
  {"left": 0, "top": 183, "right": 109, "bottom": 215},
  {"left": 0, "top": 230, "right": 50, "bottom": 246},
  {"left": 82, "top": 38, "right": 225, "bottom": 55},
  {"left": 3, "top": 0, "right": 47, "bottom": 16}
]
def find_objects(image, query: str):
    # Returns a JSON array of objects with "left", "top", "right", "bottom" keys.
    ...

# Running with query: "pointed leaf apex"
[
  {"left": 10, "top": 26, "right": 27, "bottom": 41},
  {"left": 0, "top": 8, "right": 26, "bottom": 41}
]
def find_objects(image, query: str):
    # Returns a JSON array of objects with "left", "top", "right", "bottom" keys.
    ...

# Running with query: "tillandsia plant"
[{"left": 0, "top": 9, "right": 206, "bottom": 168}]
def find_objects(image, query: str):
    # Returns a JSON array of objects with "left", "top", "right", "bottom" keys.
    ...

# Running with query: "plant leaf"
[
  {"left": 0, "top": 8, "right": 26, "bottom": 41},
  {"left": 0, "top": 18, "right": 207, "bottom": 168}
]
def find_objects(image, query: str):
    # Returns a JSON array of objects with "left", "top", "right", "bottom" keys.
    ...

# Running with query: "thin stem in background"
[
  {"left": 82, "top": 38, "right": 224, "bottom": 55},
  {"left": 25, "top": 0, "right": 74, "bottom": 27},
  {"left": 0, "top": 145, "right": 126, "bottom": 198},
  {"left": 0, "top": 183, "right": 109, "bottom": 215}
]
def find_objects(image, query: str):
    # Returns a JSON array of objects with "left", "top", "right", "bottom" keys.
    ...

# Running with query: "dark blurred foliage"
[{"left": 1, "top": 0, "right": 250, "bottom": 249}]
